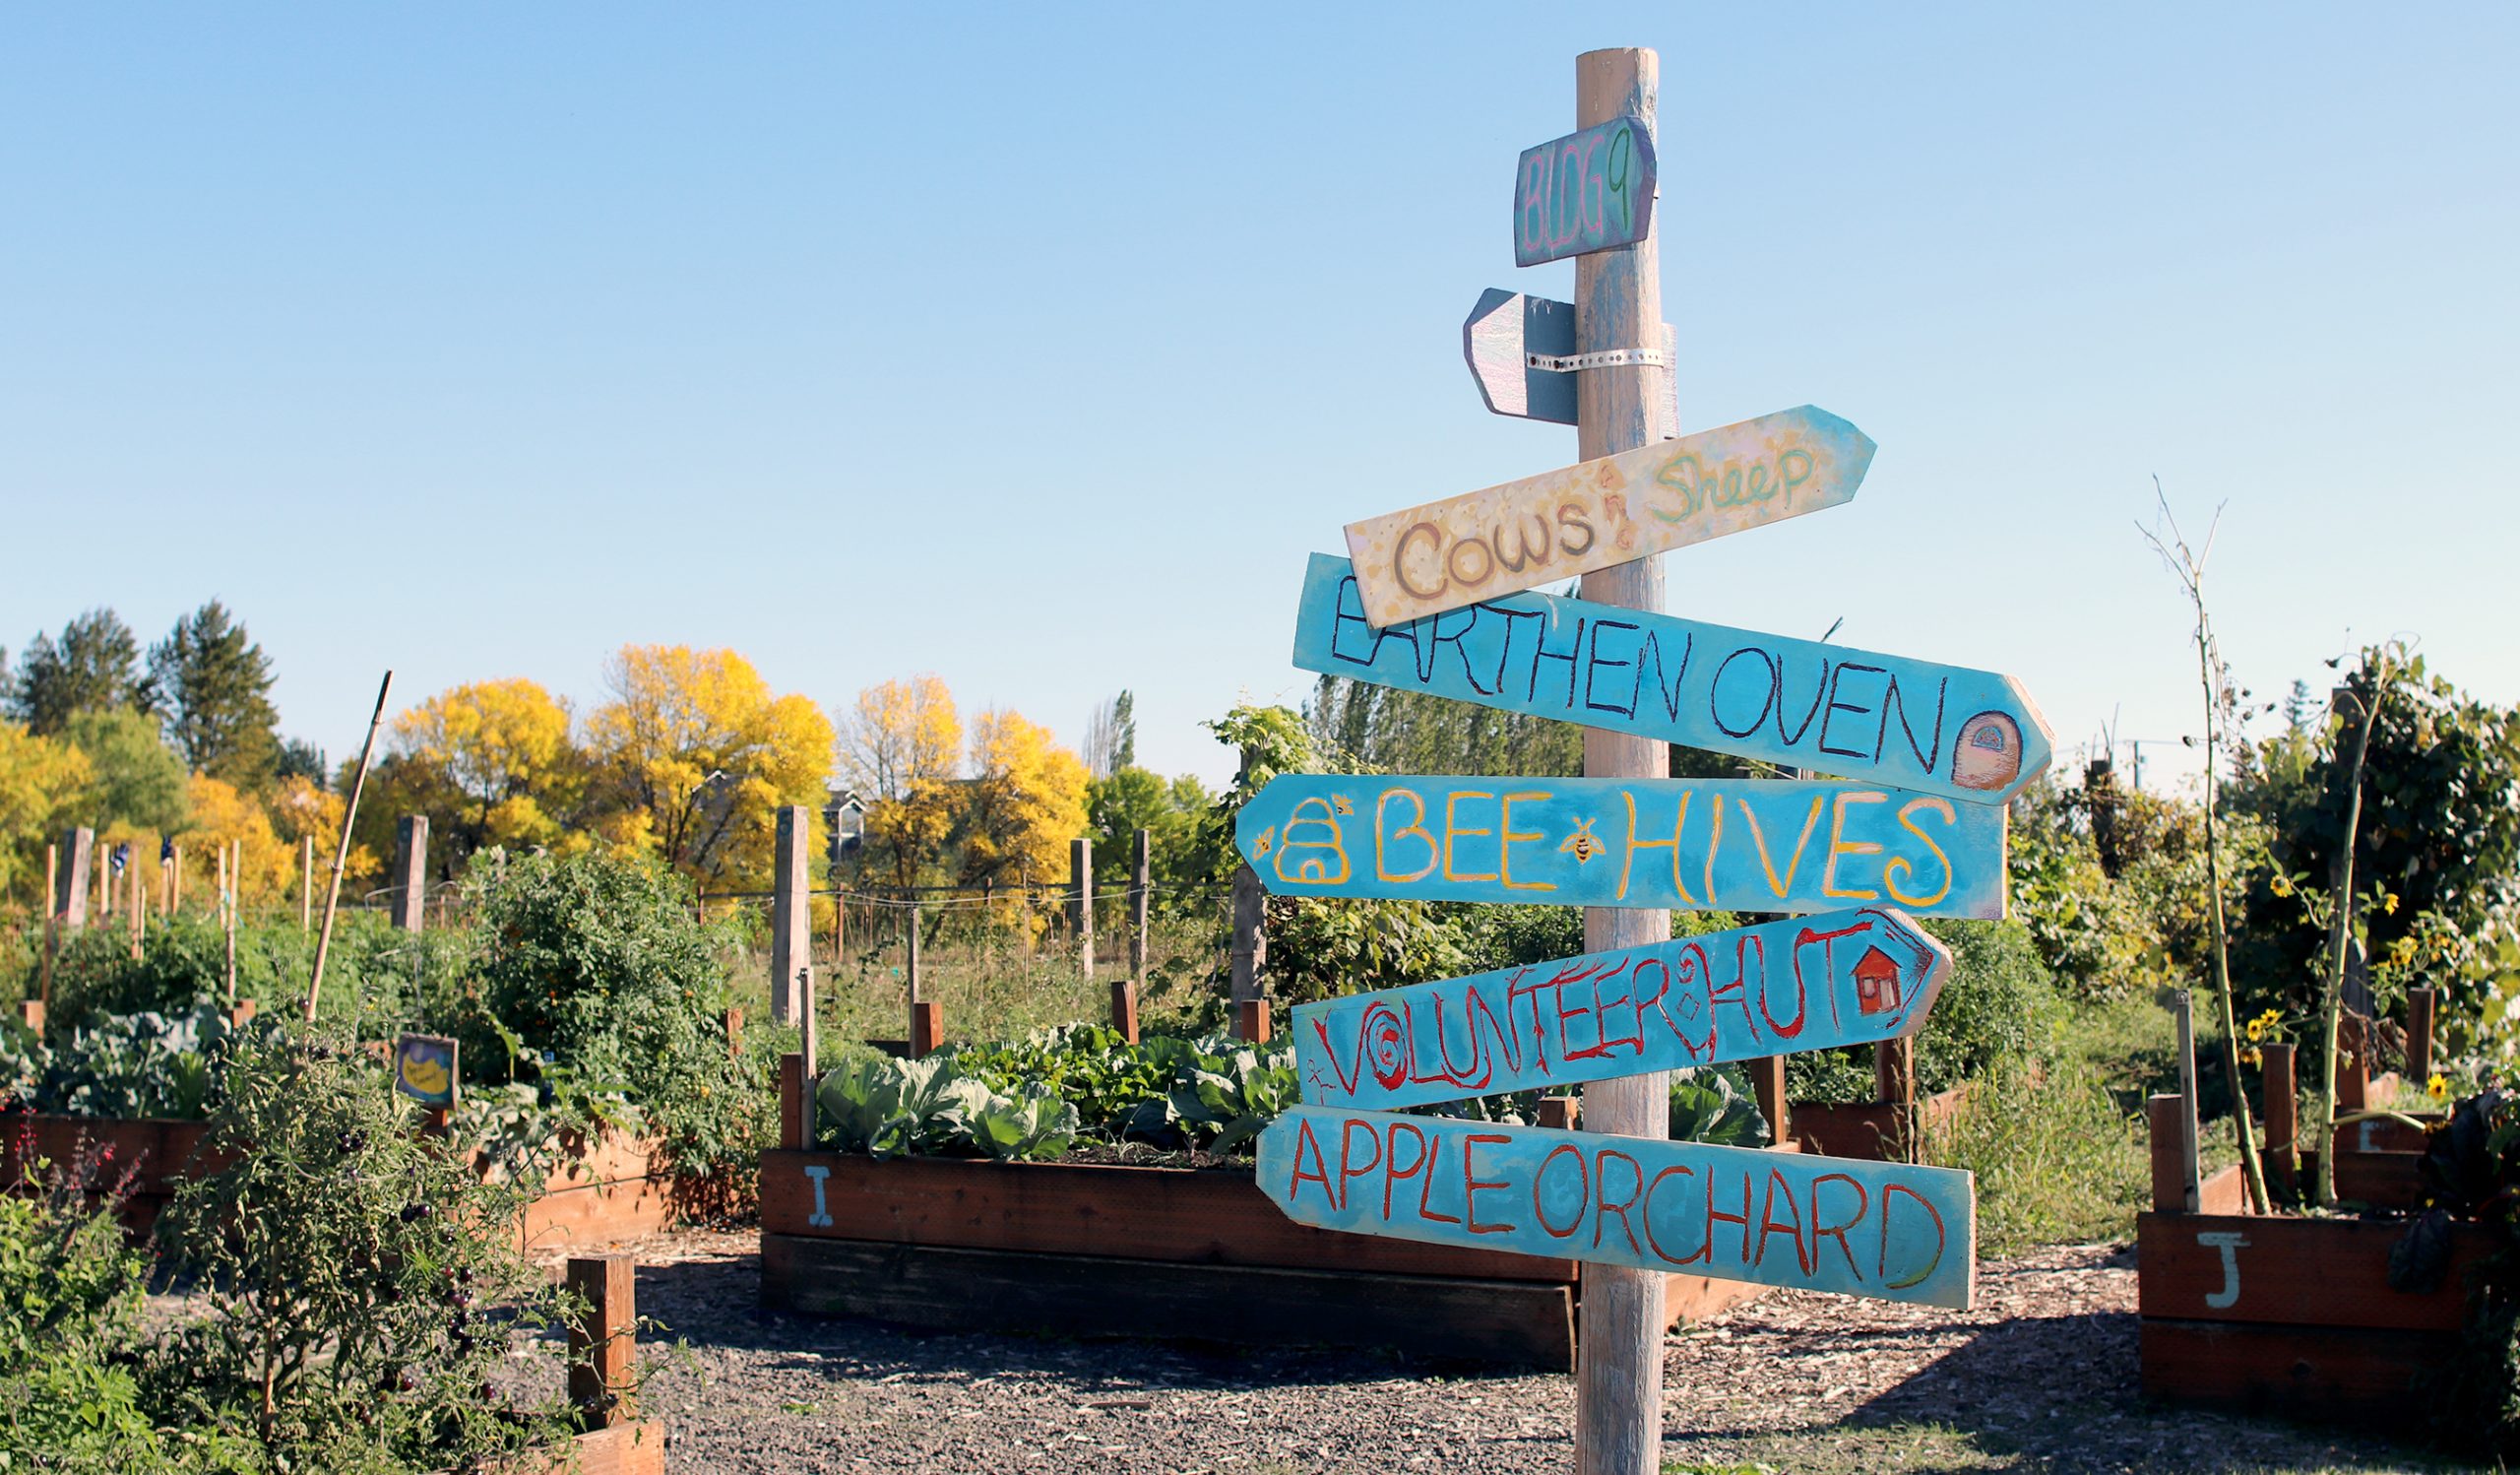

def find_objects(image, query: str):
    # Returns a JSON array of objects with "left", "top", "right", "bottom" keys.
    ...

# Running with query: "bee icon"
[
  {"left": 1253, "top": 826, "right": 1277, "bottom": 859},
  {"left": 1560, "top": 817, "right": 1606, "bottom": 865},
  {"left": 1332, "top": 795, "right": 1354, "bottom": 816}
]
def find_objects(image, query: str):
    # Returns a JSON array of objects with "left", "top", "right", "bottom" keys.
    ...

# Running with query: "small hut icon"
[{"left": 1853, "top": 945, "right": 1903, "bottom": 1016}]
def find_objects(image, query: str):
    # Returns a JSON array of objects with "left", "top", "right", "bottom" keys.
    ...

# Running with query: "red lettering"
[
  {"left": 1287, "top": 1117, "right": 1338, "bottom": 1209},
  {"left": 1593, "top": 1149, "right": 1645, "bottom": 1256},
  {"left": 1756, "top": 1169, "right": 1811, "bottom": 1273},
  {"left": 1879, "top": 1183, "right": 1949, "bottom": 1291},
  {"left": 1336, "top": 1118, "right": 1383, "bottom": 1211},
  {"left": 1643, "top": 1166, "right": 1706, "bottom": 1265},
  {"left": 1710, "top": 937, "right": 1762, "bottom": 1049},
  {"left": 1706, "top": 1167, "right": 1754, "bottom": 1263},
  {"left": 1809, "top": 1173, "right": 1868, "bottom": 1279},
  {"left": 1383, "top": 1121, "right": 1430, "bottom": 1222},
  {"left": 1464, "top": 1133, "right": 1515, "bottom": 1235},
  {"left": 1793, "top": 921, "right": 1874, "bottom": 1038},
  {"left": 1417, "top": 1130, "right": 1462, "bottom": 1226},
  {"left": 1534, "top": 1144, "right": 1589, "bottom": 1239}
]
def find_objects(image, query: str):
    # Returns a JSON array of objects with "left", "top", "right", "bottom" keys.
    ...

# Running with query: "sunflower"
[{"left": 2429, "top": 1073, "right": 2450, "bottom": 1101}]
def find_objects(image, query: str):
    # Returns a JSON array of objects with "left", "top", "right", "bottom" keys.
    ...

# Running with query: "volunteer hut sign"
[
  {"left": 1259, "top": 1107, "right": 1975, "bottom": 1309},
  {"left": 1341, "top": 406, "right": 1875, "bottom": 627},
  {"left": 1292, "top": 906, "right": 1949, "bottom": 1111},
  {"left": 1290, "top": 552, "right": 2054, "bottom": 804},
  {"left": 1235, "top": 774, "right": 2009, "bottom": 920}
]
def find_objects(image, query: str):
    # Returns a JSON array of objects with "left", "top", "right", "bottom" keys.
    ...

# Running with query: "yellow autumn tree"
[
  {"left": 839, "top": 675, "right": 963, "bottom": 890},
  {"left": 389, "top": 677, "right": 582, "bottom": 857},
  {"left": 583, "top": 645, "right": 834, "bottom": 887},
  {"left": 959, "top": 708, "right": 1090, "bottom": 891},
  {"left": 182, "top": 774, "right": 294, "bottom": 909},
  {"left": 268, "top": 774, "right": 380, "bottom": 897},
  {"left": 0, "top": 722, "right": 91, "bottom": 897}
]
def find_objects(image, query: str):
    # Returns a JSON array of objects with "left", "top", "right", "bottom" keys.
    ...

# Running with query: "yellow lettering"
[
  {"left": 1375, "top": 790, "right": 1439, "bottom": 883},
  {"left": 1703, "top": 794, "right": 1725, "bottom": 906},
  {"left": 1885, "top": 797, "right": 1957, "bottom": 909},
  {"left": 1442, "top": 791, "right": 1498, "bottom": 883},
  {"left": 1734, "top": 792, "right": 1826, "bottom": 901},
  {"left": 1498, "top": 791, "right": 1556, "bottom": 892},
  {"left": 1616, "top": 790, "right": 1696, "bottom": 905},
  {"left": 1822, "top": 791, "right": 1887, "bottom": 900}
]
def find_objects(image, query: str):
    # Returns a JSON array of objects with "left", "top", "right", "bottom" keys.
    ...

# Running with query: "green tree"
[
  {"left": 59, "top": 706, "right": 190, "bottom": 837},
  {"left": 1087, "top": 764, "right": 1211, "bottom": 893},
  {"left": 7, "top": 609, "right": 151, "bottom": 736},
  {"left": 149, "top": 601, "right": 281, "bottom": 788}
]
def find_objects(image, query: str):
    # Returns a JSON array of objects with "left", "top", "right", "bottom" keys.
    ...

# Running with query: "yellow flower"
[
  {"left": 2390, "top": 936, "right": 2419, "bottom": 967},
  {"left": 2428, "top": 1073, "right": 2449, "bottom": 1101},
  {"left": 2383, "top": 891, "right": 2401, "bottom": 916},
  {"left": 2247, "top": 1018, "right": 2265, "bottom": 1042},
  {"left": 2270, "top": 873, "right": 2296, "bottom": 898},
  {"left": 2241, "top": 1048, "right": 2262, "bottom": 1068}
]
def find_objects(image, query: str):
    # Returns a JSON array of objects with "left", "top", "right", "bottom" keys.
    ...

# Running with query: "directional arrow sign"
[
  {"left": 1514, "top": 115, "right": 1657, "bottom": 266},
  {"left": 1463, "top": 288, "right": 1677, "bottom": 426},
  {"left": 1340, "top": 406, "right": 1875, "bottom": 628},
  {"left": 1235, "top": 774, "right": 2008, "bottom": 920},
  {"left": 1292, "top": 906, "right": 1949, "bottom": 1112},
  {"left": 1258, "top": 1107, "right": 1976, "bottom": 1309},
  {"left": 1292, "top": 552, "right": 2054, "bottom": 804}
]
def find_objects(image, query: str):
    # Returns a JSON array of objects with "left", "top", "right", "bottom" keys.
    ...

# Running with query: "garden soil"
[{"left": 547, "top": 1231, "right": 2438, "bottom": 1474}]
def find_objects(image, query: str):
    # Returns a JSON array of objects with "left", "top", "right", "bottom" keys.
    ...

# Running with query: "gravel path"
[{"left": 575, "top": 1231, "right": 2433, "bottom": 1474}]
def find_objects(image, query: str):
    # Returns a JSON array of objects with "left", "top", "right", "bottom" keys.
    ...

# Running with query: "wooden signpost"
[
  {"left": 1464, "top": 288, "right": 1675, "bottom": 427},
  {"left": 1514, "top": 115, "right": 1657, "bottom": 266},
  {"left": 1339, "top": 405, "right": 1876, "bottom": 628},
  {"left": 1259, "top": 1107, "right": 1974, "bottom": 1309},
  {"left": 1292, "top": 905, "right": 1948, "bottom": 1111},
  {"left": 1234, "top": 773, "right": 2008, "bottom": 919},
  {"left": 1291, "top": 551, "right": 2053, "bottom": 803}
]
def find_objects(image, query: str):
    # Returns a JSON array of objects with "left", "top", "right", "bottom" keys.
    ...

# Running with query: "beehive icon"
[{"left": 1272, "top": 796, "right": 1352, "bottom": 886}]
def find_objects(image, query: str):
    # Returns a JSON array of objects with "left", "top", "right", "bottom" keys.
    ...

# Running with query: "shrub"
[
  {"left": 453, "top": 849, "right": 769, "bottom": 1176},
  {"left": 1786, "top": 919, "right": 2061, "bottom": 1104},
  {"left": 148, "top": 1030, "right": 579, "bottom": 1470},
  {"left": 0, "top": 1140, "right": 174, "bottom": 1472}
]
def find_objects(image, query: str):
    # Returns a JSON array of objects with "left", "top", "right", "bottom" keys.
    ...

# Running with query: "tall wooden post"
[
  {"left": 221, "top": 842, "right": 239, "bottom": 1004},
  {"left": 128, "top": 860, "right": 144, "bottom": 960},
  {"left": 2408, "top": 988, "right": 2435, "bottom": 1085},
  {"left": 390, "top": 815, "right": 427, "bottom": 932},
  {"left": 771, "top": 804, "right": 812, "bottom": 1025},
  {"left": 907, "top": 902, "right": 922, "bottom": 1004},
  {"left": 1572, "top": 47, "right": 1670, "bottom": 1475},
  {"left": 1129, "top": 826, "right": 1152, "bottom": 988},
  {"left": 300, "top": 836, "right": 313, "bottom": 933},
  {"left": 33, "top": 843, "right": 57, "bottom": 1027},
  {"left": 1070, "top": 837, "right": 1095, "bottom": 976},
  {"left": 1875, "top": 1035, "right": 1919, "bottom": 1165},
  {"left": 56, "top": 827, "right": 93, "bottom": 930},
  {"left": 2172, "top": 990, "right": 2202, "bottom": 1213},
  {"left": 169, "top": 844, "right": 182, "bottom": 914}
]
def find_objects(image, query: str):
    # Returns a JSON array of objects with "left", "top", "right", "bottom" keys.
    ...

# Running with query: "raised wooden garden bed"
[
  {"left": 2136, "top": 1085, "right": 2483, "bottom": 1425},
  {"left": 757, "top": 1056, "right": 1778, "bottom": 1370},
  {"left": 1791, "top": 1083, "right": 1972, "bottom": 1161},
  {"left": 1, "top": 1113, "right": 695, "bottom": 1250}
]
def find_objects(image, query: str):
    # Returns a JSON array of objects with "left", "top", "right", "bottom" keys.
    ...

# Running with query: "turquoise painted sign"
[
  {"left": 1292, "top": 906, "right": 1948, "bottom": 1112},
  {"left": 1258, "top": 1106, "right": 1976, "bottom": 1309},
  {"left": 1234, "top": 774, "right": 2007, "bottom": 920},
  {"left": 1514, "top": 116, "right": 1656, "bottom": 266},
  {"left": 1292, "top": 553, "right": 2051, "bottom": 804}
]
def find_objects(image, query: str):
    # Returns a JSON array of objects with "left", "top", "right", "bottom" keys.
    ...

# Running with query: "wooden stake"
[
  {"left": 2337, "top": 1011, "right": 2369, "bottom": 1113},
  {"left": 2262, "top": 1041, "right": 2299, "bottom": 1201},
  {"left": 308, "top": 673, "right": 393, "bottom": 1022},
  {"left": 170, "top": 844, "right": 182, "bottom": 914},
  {"left": 390, "top": 815, "right": 427, "bottom": 932},
  {"left": 1108, "top": 980, "right": 1139, "bottom": 1044},
  {"left": 221, "top": 842, "right": 238, "bottom": 1004},
  {"left": 129, "top": 860, "right": 144, "bottom": 961},
  {"left": 37, "top": 843, "right": 55, "bottom": 1015},
  {"left": 2408, "top": 988, "right": 2435, "bottom": 1086},
  {"left": 1129, "top": 826, "right": 1151, "bottom": 988},
  {"left": 1875, "top": 1035, "right": 1919, "bottom": 1165},
  {"left": 1572, "top": 46, "right": 1670, "bottom": 1475},
  {"left": 1747, "top": 1056, "right": 1789, "bottom": 1149},
  {"left": 910, "top": 1000, "right": 942, "bottom": 1058},
  {"left": 300, "top": 836, "right": 313, "bottom": 933},
  {"left": 566, "top": 1255, "right": 637, "bottom": 1431},
  {"left": 1234, "top": 997, "right": 1271, "bottom": 1044},
  {"left": 1070, "top": 837, "right": 1094, "bottom": 977},
  {"left": 2147, "top": 1093, "right": 2187, "bottom": 1213},
  {"left": 907, "top": 903, "right": 922, "bottom": 1003},
  {"left": 2173, "top": 990, "right": 2203, "bottom": 1213},
  {"left": 59, "top": 828, "right": 92, "bottom": 929},
  {"left": 770, "top": 804, "right": 811, "bottom": 1025}
]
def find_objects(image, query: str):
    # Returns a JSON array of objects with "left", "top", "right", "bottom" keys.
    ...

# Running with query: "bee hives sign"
[
  {"left": 1514, "top": 115, "right": 1657, "bottom": 266},
  {"left": 1236, "top": 774, "right": 2008, "bottom": 920},
  {"left": 1291, "top": 906, "right": 1949, "bottom": 1112},
  {"left": 1290, "top": 553, "right": 2054, "bottom": 804},
  {"left": 1340, "top": 406, "right": 1875, "bottom": 628},
  {"left": 1257, "top": 1106, "right": 1976, "bottom": 1309},
  {"left": 394, "top": 1033, "right": 458, "bottom": 1108}
]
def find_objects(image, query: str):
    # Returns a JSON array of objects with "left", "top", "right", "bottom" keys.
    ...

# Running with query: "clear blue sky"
[{"left": 5, "top": 5, "right": 2514, "bottom": 792}]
